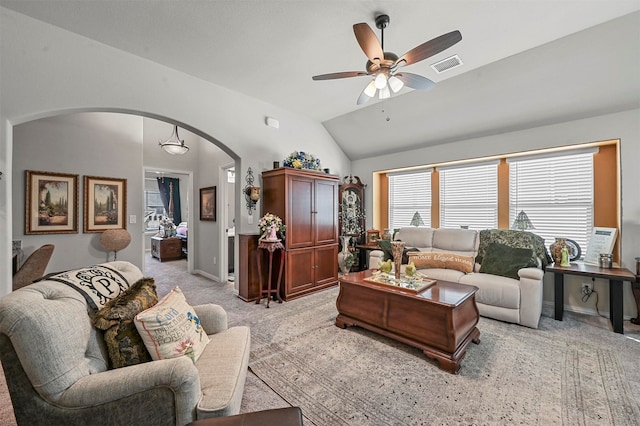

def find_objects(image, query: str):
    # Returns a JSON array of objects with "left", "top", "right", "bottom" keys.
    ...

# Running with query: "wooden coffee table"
[{"left": 336, "top": 270, "right": 480, "bottom": 374}]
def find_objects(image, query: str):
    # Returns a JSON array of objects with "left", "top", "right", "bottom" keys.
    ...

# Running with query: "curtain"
[{"left": 157, "top": 177, "right": 182, "bottom": 225}]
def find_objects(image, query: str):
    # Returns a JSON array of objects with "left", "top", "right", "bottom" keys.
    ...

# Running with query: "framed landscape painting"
[
  {"left": 200, "top": 186, "right": 216, "bottom": 221},
  {"left": 25, "top": 170, "right": 79, "bottom": 234},
  {"left": 84, "top": 175, "right": 127, "bottom": 233}
]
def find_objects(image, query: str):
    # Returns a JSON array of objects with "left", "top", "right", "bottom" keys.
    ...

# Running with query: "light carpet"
[
  {"left": 2, "top": 256, "right": 639, "bottom": 426},
  {"left": 250, "top": 312, "right": 638, "bottom": 425}
]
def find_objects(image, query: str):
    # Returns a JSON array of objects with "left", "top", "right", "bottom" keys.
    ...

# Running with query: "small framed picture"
[
  {"left": 200, "top": 186, "right": 216, "bottom": 221},
  {"left": 367, "top": 229, "right": 381, "bottom": 245},
  {"left": 83, "top": 175, "right": 127, "bottom": 233},
  {"left": 25, "top": 170, "right": 79, "bottom": 234}
]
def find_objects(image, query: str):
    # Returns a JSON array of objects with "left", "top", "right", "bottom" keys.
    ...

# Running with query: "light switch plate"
[{"left": 129, "top": 215, "right": 136, "bottom": 224}]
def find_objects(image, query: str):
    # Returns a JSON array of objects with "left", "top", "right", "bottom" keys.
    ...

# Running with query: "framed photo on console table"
[
  {"left": 25, "top": 170, "right": 79, "bottom": 235},
  {"left": 83, "top": 176, "right": 127, "bottom": 233},
  {"left": 583, "top": 227, "right": 618, "bottom": 265},
  {"left": 367, "top": 229, "right": 381, "bottom": 245}
]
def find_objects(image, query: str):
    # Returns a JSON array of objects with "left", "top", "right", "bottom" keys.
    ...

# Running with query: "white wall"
[
  {"left": 12, "top": 113, "right": 144, "bottom": 272},
  {"left": 353, "top": 109, "right": 640, "bottom": 318},
  {"left": 0, "top": 7, "right": 351, "bottom": 295}
]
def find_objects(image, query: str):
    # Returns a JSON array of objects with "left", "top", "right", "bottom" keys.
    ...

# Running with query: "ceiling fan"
[{"left": 312, "top": 14, "right": 462, "bottom": 105}]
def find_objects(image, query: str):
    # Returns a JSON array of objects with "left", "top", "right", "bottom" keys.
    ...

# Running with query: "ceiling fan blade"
[
  {"left": 395, "top": 30, "right": 462, "bottom": 67},
  {"left": 312, "top": 71, "right": 367, "bottom": 81},
  {"left": 395, "top": 72, "right": 435, "bottom": 91},
  {"left": 353, "top": 23, "right": 384, "bottom": 63}
]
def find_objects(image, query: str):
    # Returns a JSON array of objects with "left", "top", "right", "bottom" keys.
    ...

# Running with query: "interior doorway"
[
  {"left": 143, "top": 168, "right": 194, "bottom": 274},
  {"left": 221, "top": 163, "right": 236, "bottom": 282}
]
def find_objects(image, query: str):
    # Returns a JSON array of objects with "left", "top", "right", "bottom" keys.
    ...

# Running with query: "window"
[
  {"left": 144, "top": 189, "right": 166, "bottom": 231},
  {"left": 388, "top": 170, "right": 431, "bottom": 229},
  {"left": 439, "top": 162, "right": 498, "bottom": 230},
  {"left": 509, "top": 150, "right": 595, "bottom": 251}
]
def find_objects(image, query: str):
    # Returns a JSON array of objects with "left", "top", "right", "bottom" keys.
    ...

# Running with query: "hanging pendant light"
[{"left": 159, "top": 125, "right": 189, "bottom": 155}]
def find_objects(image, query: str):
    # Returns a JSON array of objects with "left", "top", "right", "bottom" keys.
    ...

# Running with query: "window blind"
[
  {"left": 439, "top": 163, "right": 497, "bottom": 230},
  {"left": 388, "top": 170, "right": 431, "bottom": 229},
  {"left": 509, "top": 152, "right": 594, "bottom": 252}
]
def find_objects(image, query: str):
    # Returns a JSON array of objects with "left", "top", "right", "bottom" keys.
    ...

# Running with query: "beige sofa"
[
  {"left": 370, "top": 227, "right": 546, "bottom": 329},
  {"left": 0, "top": 261, "right": 250, "bottom": 426}
]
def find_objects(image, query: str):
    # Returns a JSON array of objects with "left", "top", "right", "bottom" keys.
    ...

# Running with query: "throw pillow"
[
  {"left": 376, "top": 240, "right": 393, "bottom": 261},
  {"left": 134, "top": 286, "right": 210, "bottom": 364},
  {"left": 408, "top": 252, "right": 475, "bottom": 273},
  {"left": 479, "top": 243, "right": 536, "bottom": 280},
  {"left": 92, "top": 277, "right": 158, "bottom": 369},
  {"left": 376, "top": 240, "right": 418, "bottom": 264}
]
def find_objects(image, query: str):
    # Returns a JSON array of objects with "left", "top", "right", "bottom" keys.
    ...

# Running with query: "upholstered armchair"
[{"left": 0, "top": 261, "right": 250, "bottom": 426}]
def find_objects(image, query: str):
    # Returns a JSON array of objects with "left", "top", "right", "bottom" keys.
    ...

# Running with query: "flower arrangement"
[
  {"left": 158, "top": 216, "right": 176, "bottom": 237},
  {"left": 283, "top": 151, "right": 321, "bottom": 170},
  {"left": 258, "top": 212, "right": 286, "bottom": 238},
  {"left": 343, "top": 251, "right": 356, "bottom": 270}
]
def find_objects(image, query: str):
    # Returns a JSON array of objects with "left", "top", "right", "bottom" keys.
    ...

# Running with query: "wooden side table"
[
  {"left": 547, "top": 262, "right": 636, "bottom": 334},
  {"left": 256, "top": 239, "right": 285, "bottom": 308},
  {"left": 632, "top": 273, "right": 640, "bottom": 325}
]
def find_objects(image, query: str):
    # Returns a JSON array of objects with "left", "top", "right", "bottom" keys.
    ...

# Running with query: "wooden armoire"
[{"left": 261, "top": 167, "right": 339, "bottom": 300}]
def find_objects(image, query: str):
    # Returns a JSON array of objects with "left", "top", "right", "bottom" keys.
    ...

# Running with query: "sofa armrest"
[
  {"left": 368, "top": 250, "right": 384, "bottom": 269},
  {"left": 518, "top": 267, "right": 544, "bottom": 281},
  {"left": 58, "top": 356, "right": 201, "bottom": 425},
  {"left": 517, "top": 267, "right": 544, "bottom": 329},
  {"left": 194, "top": 304, "right": 228, "bottom": 335}
]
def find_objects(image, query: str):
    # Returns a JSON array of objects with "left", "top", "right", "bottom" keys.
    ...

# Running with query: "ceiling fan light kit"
[{"left": 312, "top": 14, "right": 462, "bottom": 105}]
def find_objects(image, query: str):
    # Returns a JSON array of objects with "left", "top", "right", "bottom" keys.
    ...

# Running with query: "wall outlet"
[
  {"left": 12, "top": 240, "right": 22, "bottom": 250},
  {"left": 213, "top": 256, "right": 217, "bottom": 265},
  {"left": 581, "top": 282, "right": 593, "bottom": 295}
]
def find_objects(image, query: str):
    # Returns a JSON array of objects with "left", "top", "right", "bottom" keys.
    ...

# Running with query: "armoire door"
[
  {"left": 314, "top": 179, "right": 338, "bottom": 246},
  {"left": 287, "top": 175, "right": 314, "bottom": 249}
]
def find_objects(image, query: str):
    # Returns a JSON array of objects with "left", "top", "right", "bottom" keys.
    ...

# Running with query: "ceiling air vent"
[{"left": 430, "top": 54, "right": 463, "bottom": 74}]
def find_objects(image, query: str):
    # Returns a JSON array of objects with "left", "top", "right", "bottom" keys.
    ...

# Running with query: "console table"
[{"left": 547, "top": 262, "right": 636, "bottom": 334}]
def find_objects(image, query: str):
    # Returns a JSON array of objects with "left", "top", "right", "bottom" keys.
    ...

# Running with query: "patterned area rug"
[{"left": 250, "top": 311, "right": 639, "bottom": 426}]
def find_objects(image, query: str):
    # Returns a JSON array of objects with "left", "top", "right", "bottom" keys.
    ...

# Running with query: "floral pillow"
[{"left": 134, "top": 286, "right": 209, "bottom": 364}]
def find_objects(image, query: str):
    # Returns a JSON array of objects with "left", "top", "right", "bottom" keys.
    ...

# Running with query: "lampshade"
[
  {"left": 388, "top": 76, "right": 404, "bottom": 93},
  {"left": 100, "top": 229, "right": 131, "bottom": 260},
  {"left": 374, "top": 72, "right": 388, "bottom": 89},
  {"left": 249, "top": 186, "right": 260, "bottom": 202},
  {"left": 159, "top": 125, "right": 189, "bottom": 155},
  {"left": 511, "top": 210, "right": 535, "bottom": 230},
  {"left": 410, "top": 211, "right": 425, "bottom": 227}
]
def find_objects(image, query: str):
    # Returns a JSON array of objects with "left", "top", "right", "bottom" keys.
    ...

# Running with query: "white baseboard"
[{"left": 542, "top": 301, "right": 633, "bottom": 321}]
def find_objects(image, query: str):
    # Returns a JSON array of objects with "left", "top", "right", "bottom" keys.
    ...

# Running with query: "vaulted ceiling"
[{"left": 2, "top": 1, "right": 639, "bottom": 160}]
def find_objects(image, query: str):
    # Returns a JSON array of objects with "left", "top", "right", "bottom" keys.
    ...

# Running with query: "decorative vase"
[
  {"left": 550, "top": 238, "right": 567, "bottom": 265},
  {"left": 390, "top": 241, "right": 405, "bottom": 280},
  {"left": 266, "top": 224, "right": 279, "bottom": 241},
  {"left": 381, "top": 229, "right": 392, "bottom": 241},
  {"left": 338, "top": 236, "right": 352, "bottom": 274}
]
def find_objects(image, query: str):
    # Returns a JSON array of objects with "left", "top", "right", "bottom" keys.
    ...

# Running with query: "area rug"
[{"left": 249, "top": 316, "right": 640, "bottom": 425}]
